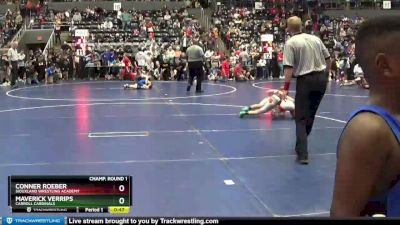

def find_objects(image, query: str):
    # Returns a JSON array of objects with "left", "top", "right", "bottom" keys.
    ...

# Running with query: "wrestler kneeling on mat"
[
  {"left": 239, "top": 89, "right": 295, "bottom": 119},
  {"left": 123, "top": 69, "right": 153, "bottom": 90}
]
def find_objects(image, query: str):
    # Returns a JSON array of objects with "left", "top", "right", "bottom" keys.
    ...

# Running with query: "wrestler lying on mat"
[
  {"left": 123, "top": 69, "right": 153, "bottom": 90},
  {"left": 240, "top": 89, "right": 295, "bottom": 119}
]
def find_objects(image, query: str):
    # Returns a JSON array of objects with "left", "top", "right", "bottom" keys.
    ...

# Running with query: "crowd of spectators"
[
  {"left": 0, "top": 6, "right": 211, "bottom": 85},
  {"left": 210, "top": 4, "right": 366, "bottom": 84},
  {"left": 0, "top": 1, "right": 371, "bottom": 86},
  {"left": 0, "top": 9, "right": 23, "bottom": 47}
]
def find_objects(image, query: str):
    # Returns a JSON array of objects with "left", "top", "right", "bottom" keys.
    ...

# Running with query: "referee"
[
  {"left": 8, "top": 42, "right": 20, "bottom": 88},
  {"left": 282, "top": 16, "right": 330, "bottom": 165},
  {"left": 186, "top": 38, "right": 205, "bottom": 93}
]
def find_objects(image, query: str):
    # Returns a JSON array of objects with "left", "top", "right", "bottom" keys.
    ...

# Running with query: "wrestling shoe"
[
  {"left": 241, "top": 106, "right": 250, "bottom": 112},
  {"left": 239, "top": 111, "right": 247, "bottom": 118}
]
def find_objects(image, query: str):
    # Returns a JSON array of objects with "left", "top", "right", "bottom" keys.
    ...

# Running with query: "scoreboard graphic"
[{"left": 8, "top": 176, "right": 132, "bottom": 213}]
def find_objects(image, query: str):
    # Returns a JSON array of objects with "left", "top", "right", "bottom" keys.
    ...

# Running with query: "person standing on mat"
[
  {"left": 8, "top": 42, "right": 20, "bottom": 88},
  {"left": 331, "top": 16, "right": 400, "bottom": 217},
  {"left": 186, "top": 38, "right": 205, "bottom": 93},
  {"left": 281, "top": 16, "right": 330, "bottom": 164}
]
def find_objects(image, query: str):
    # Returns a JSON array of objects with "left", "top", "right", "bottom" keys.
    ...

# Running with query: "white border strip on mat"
[
  {"left": 275, "top": 211, "right": 330, "bottom": 217},
  {"left": 316, "top": 115, "right": 346, "bottom": 124},
  {"left": 0, "top": 153, "right": 337, "bottom": 167},
  {"left": 88, "top": 131, "right": 149, "bottom": 138},
  {"left": 0, "top": 102, "right": 347, "bottom": 125},
  {"left": 5, "top": 81, "right": 237, "bottom": 102}
]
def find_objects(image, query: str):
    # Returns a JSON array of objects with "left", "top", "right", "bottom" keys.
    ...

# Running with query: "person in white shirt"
[
  {"left": 117, "top": 9, "right": 122, "bottom": 20},
  {"left": 102, "top": 19, "right": 113, "bottom": 30},
  {"left": 8, "top": 42, "right": 19, "bottom": 87},
  {"left": 164, "top": 13, "right": 171, "bottom": 21},
  {"left": 229, "top": 52, "right": 238, "bottom": 67},
  {"left": 257, "top": 57, "right": 267, "bottom": 79},
  {"left": 181, "top": 33, "right": 190, "bottom": 51},
  {"left": 72, "top": 12, "right": 82, "bottom": 23},
  {"left": 135, "top": 49, "right": 147, "bottom": 69},
  {"left": 353, "top": 63, "right": 369, "bottom": 89},
  {"left": 339, "top": 60, "right": 356, "bottom": 87},
  {"left": 204, "top": 49, "right": 214, "bottom": 59},
  {"left": 166, "top": 47, "right": 176, "bottom": 60}
]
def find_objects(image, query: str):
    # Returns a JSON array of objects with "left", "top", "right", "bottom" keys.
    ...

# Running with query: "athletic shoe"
[
  {"left": 241, "top": 106, "right": 250, "bottom": 112},
  {"left": 239, "top": 111, "right": 247, "bottom": 118},
  {"left": 296, "top": 156, "right": 309, "bottom": 165},
  {"left": 123, "top": 84, "right": 128, "bottom": 90}
]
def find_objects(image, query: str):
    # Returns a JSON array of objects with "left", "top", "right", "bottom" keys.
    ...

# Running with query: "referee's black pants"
[
  {"left": 10, "top": 61, "right": 19, "bottom": 86},
  {"left": 187, "top": 61, "right": 204, "bottom": 92},
  {"left": 295, "top": 71, "right": 328, "bottom": 160}
]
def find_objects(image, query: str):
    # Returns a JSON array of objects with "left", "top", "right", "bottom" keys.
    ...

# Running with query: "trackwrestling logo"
[{"left": 2, "top": 217, "right": 65, "bottom": 225}]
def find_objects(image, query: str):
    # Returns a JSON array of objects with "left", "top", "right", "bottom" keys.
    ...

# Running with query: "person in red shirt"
[
  {"left": 270, "top": 7, "right": 278, "bottom": 18},
  {"left": 240, "top": 8, "right": 245, "bottom": 17},
  {"left": 186, "top": 27, "right": 193, "bottom": 37},
  {"left": 121, "top": 53, "right": 135, "bottom": 80},
  {"left": 263, "top": 42, "right": 270, "bottom": 53},
  {"left": 35, "top": 3, "right": 42, "bottom": 15},
  {"left": 273, "top": 15, "right": 281, "bottom": 25},
  {"left": 234, "top": 49, "right": 241, "bottom": 57},
  {"left": 26, "top": 0, "right": 33, "bottom": 15},
  {"left": 221, "top": 57, "right": 230, "bottom": 81},
  {"left": 234, "top": 62, "right": 247, "bottom": 81},
  {"left": 38, "top": 15, "right": 46, "bottom": 28},
  {"left": 149, "top": 32, "right": 155, "bottom": 39},
  {"left": 313, "top": 21, "right": 319, "bottom": 34}
]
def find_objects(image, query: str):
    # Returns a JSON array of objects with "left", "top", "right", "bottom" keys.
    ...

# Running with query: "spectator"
[{"left": 15, "top": 11, "right": 23, "bottom": 30}]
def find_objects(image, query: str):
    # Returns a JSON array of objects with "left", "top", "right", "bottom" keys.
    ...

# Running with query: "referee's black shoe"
[{"left": 296, "top": 155, "right": 309, "bottom": 165}]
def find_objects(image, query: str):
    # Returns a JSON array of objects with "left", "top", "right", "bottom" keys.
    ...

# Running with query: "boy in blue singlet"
[
  {"left": 123, "top": 69, "right": 153, "bottom": 90},
  {"left": 331, "top": 16, "right": 400, "bottom": 217}
]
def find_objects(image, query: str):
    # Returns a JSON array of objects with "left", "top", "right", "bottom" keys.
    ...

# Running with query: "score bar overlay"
[{"left": 8, "top": 176, "right": 132, "bottom": 213}]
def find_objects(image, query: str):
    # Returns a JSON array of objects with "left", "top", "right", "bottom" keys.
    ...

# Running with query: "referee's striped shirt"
[{"left": 283, "top": 33, "right": 330, "bottom": 77}]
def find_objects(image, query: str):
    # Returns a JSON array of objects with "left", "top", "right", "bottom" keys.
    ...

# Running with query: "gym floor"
[{"left": 0, "top": 80, "right": 368, "bottom": 216}]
